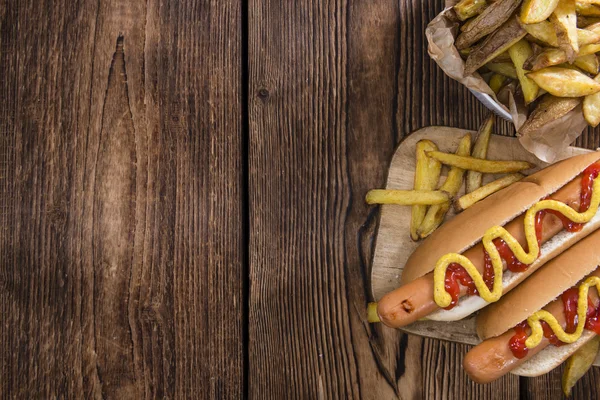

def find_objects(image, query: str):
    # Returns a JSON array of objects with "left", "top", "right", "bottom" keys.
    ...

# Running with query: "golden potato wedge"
[
  {"left": 562, "top": 336, "right": 600, "bottom": 397},
  {"left": 577, "top": 27, "right": 600, "bottom": 45},
  {"left": 521, "top": 23, "right": 599, "bottom": 46},
  {"left": 508, "top": 39, "right": 539, "bottom": 104},
  {"left": 485, "top": 62, "right": 519, "bottom": 78},
  {"left": 410, "top": 140, "right": 442, "bottom": 240},
  {"left": 577, "top": 1, "right": 600, "bottom": 16},
  {"left": 456, "top": 0, "right": 522, "bottom": 49},
  {"left": 465, "top": 16, "right": 527, "bottom": 75},
  {"left": 574, "top": 54, "right": 600, "bottom": 73},
  {"left": 457, "top": 173, "right": 524, "bottom": 211},
  {"left": 519, "top": 94, "right": 581, "bottom": 135},
  {"left": 527, "top": 66, "right": 600, "bottom": 96},
  {"left": 579, "top": 42, "right": 600, "bottom": 54},
  {"left": 467, "top": 116, "right": 494, "bottom": 194},
  {"left": 366, "top": 190, "right": 450, "bottom": 206},
  {"left": 520, "top": 0, "right": 560, "bottom": 24},
  {"left": 529, "top": 48, "right": 568, "bottom": 70},
  {"left": 425, "top": 151, "right": 532, "bottom": 173},
  {"left": 583, "top": 73, "right": 600, "bottom": 126},
  {"left": 522, "top": 20, "right": 559, "bottom": 46},
  {"left": 551, "top": 0, "right": 578, "bottom": 61},
  {"left": 454, "top": 0, "right": 488, "bottom": 21},
  {"left": 418, "top": 134, "right": 472, "bottom": 238},
  {"left": 489, "top": 73, "right": 508, "bottom": 93}
]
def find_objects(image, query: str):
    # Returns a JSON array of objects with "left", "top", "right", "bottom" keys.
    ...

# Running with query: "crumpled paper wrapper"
[{"left": 426, "top": 1, "right": 588, "bottom": 162}]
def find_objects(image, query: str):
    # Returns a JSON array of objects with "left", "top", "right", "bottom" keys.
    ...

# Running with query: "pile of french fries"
[
  {"left": 367, "top": 116, "right": 533, "bottom": 239},
  {"left": 454, "top": 0, "right": 600, "bottom": 132}
]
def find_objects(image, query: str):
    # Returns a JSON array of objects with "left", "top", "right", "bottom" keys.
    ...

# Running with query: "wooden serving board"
[{"left": 370, "top": 126, "right": 591, "bottom": 345}]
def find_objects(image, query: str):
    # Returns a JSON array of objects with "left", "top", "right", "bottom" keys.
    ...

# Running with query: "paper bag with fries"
[{"left": 426, "top": 0, "right": 600, "bottom": 162}]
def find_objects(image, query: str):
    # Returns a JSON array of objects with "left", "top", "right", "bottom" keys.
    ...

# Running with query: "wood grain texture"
[
  {"left": 0, "top": 0, "right": 243, "bottom": 398},
  {"left": 249, "top": 0, "right": 600, "bottom": 399}
]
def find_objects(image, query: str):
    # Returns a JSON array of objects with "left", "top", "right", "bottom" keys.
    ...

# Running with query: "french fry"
[
  {"left": 365, "top": 190, "right": 450, "bottom": 206},
  {"left": 555, "top": 63, "right": 584, "bottom": 71},
  {"left": 489, "top": 73, "right": 508, "bottom": 93},
  {"left": 521, "top": 20, "right": 559, "bottom": 46},
  {"left": 410, "top": 140, "right": 442, "bottom": 240},
  {"left": 577, "top": 26, "right": 600, "bottom": 44},
  {"left": 508, "top": 39, "right": 539, "bottom": 104},
  {"left": 579, "top": 42, "right": 600, "bottom": 54},
  {"left": 467, "top": 116, "right": 494, "bottom": 193},
  {"left": 523, "top": 25, "right": 599, "bottom": 46},
  {"left": 530, "top": 43, "right": 600, "bottom": 71},
  {"left": 456, "top": 0, "right": 522, "bottom": 49},
  {"left": 425, "top": 151, "right": 533, "bottom": 173},
  {"left": 520, "top": 0, "right": 560, "bottom": 24},
  {"left": 454, "top": 0, "right": 488, "bottom": 21},
  {"left": 367, "top": 302, "right": 380, "bottom": 323},
  {"left": 418, "top": 134, "right": 472, "bottom": 238},
  {"left": 456, "top": 173, "right": 524, "bottom": 211},
  {"left": 465, "top": 16, "right": 527, "bottom": 75},
  {"left": 574, "top": 53, "right": 600, "bottom": 73},
  {"left": 528, "top": 48, "right": 568, "bottom": 70},
  {"left": 583, "top": 73, "right": 600, "bottom": 126},
  {"left": 485, "top": 62, "right": 519, "bottom": 79},
  {"left": 562, "top": 336, "right": 600, "bottom": 397},
  {"left": 583, "top": 21, "right": 600, "bottom": 34},
  {"left": 527, "top": 67, "right": 600, "bottom": 97},
  {"left": 577, "top": 1, "right": 600, "bottom": 16},
  {"left": 519, "top": 95, "right": 581, "bottom": 135},
  {"left": 551, "top": 0, "right": 579, "bottom": 61}
]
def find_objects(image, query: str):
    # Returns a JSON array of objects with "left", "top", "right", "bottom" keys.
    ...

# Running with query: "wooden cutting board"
[{"left": 370, "top": 126, "right": 592, "bottom": 345}]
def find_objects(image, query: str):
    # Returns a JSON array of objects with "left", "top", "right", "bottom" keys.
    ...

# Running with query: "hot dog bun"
[
  {"left": 466, "top": 231, "right": 600, "bottom": 380},
  {"left": 402, "top": 151, "right": 600, "bottom": 285},
  {"left": 477, "top": 229, "right": 600, "bottom": 340},
  {"left": 511, "top": 331, "right": 596, "bottom": 377},
  {"left": 391, "top": 152, "right": 600, "bottom": 323}
]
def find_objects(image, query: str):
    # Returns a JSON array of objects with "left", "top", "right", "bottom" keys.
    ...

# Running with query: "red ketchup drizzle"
[
  {"left": 510, "top": 287, "right": 600, "bottom": 359},
  {"left": 444, "top": 162, "right": 600, "bottom": 312},
  {"left": 562, "top": 288, "right": 600, "bottom": 335},
  {"left": 509, "top": 321, "right": 530, "bottom": 359}
]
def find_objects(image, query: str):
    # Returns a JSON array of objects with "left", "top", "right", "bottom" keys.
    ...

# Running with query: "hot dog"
[
  {"left": 377, "top": 152, "right": 600, "bottom": 328},
  {"left": 464, "top": 230, "right": 600, "bottom": 383}
]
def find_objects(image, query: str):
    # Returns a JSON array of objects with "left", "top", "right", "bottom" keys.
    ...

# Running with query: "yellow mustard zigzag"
[
  {"left": 524, "top": 276, "right": 600, "bottom": 349},
  {"left": 432, "top": 178, "right": 600, "bottom": 309}
]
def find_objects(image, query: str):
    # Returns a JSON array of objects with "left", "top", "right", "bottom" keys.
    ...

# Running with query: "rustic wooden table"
[{"left": 2, "top": 0, "right": 600, "bottom": 398}]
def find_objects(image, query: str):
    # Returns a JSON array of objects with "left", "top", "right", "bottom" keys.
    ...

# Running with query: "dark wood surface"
[
  {"left": 2, "top": 0, "right": 600, "bottom": 398},
  {"left": 0, "top": 0, "right": 243, "bottom": 398}
]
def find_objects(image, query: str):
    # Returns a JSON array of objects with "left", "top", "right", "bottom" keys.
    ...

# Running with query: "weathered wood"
[
  {"left": 0, "top": 0, "right": 243, "bottom": 398},
  {"left": 248, "top": 0, "right": 517, "bottom": 398}
]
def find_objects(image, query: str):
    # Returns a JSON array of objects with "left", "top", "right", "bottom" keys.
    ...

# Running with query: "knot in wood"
[{"left": 257, "top": 88, "right": 270, "bottom": 103}]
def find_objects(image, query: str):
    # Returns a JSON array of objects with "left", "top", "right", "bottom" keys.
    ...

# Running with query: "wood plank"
[
  {"left": 248, "top": 1, "right": 517, "bottom": 399},
  {"left": 248, "top": 0, "right": 363, "bottom": 397},
  {"left": 0, "top": 0, "right": 243, "bottom": 398}
]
